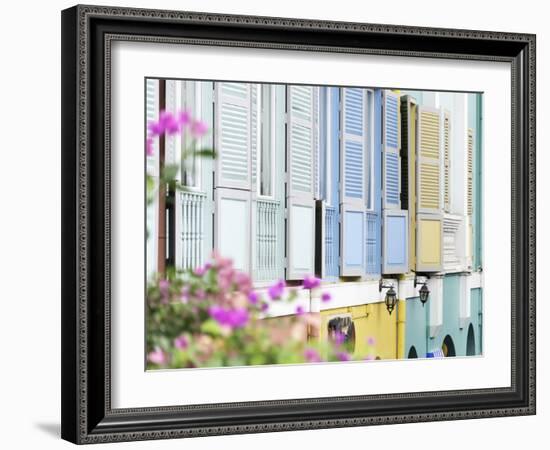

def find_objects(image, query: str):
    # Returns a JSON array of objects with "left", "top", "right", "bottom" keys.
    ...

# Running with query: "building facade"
[{"left": 146, "top": 79, "right": 483, "bottom": 360}]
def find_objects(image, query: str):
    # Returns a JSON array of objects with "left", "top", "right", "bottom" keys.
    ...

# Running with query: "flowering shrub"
[
  {"left": 145, "top": 105, "right": 375, "bottom": 369},
  {"left": 146, "top": 254, "right": 375, "bottom": 369}
]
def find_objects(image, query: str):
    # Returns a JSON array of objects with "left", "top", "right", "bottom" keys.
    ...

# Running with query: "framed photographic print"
[{"left": 61, "top": 4, "right": 536, "bottom": 444}]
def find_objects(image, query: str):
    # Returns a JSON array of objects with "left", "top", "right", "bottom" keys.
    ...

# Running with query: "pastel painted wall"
[
  {"left": 469, "top": 94, "right": 483, "bottom": 270},
  {"left": 404, "top": 296, "right": 429, "bottom": 358},
  {"left": 320, "top": 303, "right": 397, "bottom": 360}
]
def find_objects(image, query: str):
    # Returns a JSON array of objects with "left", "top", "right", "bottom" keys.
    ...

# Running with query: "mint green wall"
[
  {"left": 470, "top": 287, "right": 483, "bottom": 355},
  {"left": 468, "top": 93, "right": 483, "bottom": 270},
  {"left": 404, "top": 297, "right": 428, "bottom": 358}
]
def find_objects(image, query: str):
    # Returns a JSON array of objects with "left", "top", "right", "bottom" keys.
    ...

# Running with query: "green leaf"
[{"left": 200, "top": 319, "right": 223, "bottom": 337}]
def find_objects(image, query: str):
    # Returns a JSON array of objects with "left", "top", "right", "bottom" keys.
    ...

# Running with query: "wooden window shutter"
[
  {"left": 443, "top": 111, "right": 451, "bottom": 213},
  {"left": 382, "top": 90, "right": 408, "bottom": 274},
  {"left": 417, "top": 106, "right": 441, "bottom": 214},
  {"left": 467, "top": 127, "right": 474, "bottom": 216},
  {"left": 340, "top": 88, "right": 366, "bottom": 276},
  {"left": 214, "top": 82, "right": 252, "bottom": 273},
  {"left": 383, "top": 90, "right": 401, "bottom": 209},
  {"left": 286, "top": 85, "right": 316, "bottom": 280},
  {"left": 215, "top": 82, "right": 251, "bottom": 190}
]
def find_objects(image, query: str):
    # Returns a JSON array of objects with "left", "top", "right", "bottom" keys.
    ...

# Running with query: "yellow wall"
[{"left": 320, "top": 302, "right": 398, "bottom": 360}]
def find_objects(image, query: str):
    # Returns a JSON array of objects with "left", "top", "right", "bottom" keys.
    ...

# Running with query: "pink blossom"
[
  {"left": 147, "top": 348, "right": 166, "bottom": 365},
  {"left": 321, "top": 292, "right": 332, "bottom": 303},
  {"left": 193, "top": 266, "right": 206, "bottom": 277},
  {"left": 208, "top": 306, "right": 249, "bottom": 329},
  {"left": 174, "top": 335, "right": 188, "bottom": 350},
  {"left": 195, "top": 288, "right": 207, "bottom": 300},
  {"left": 180, "top": 286, "right": 190, "bottom": 303},
  {"left": 190, "top": 120, "right": 208, "bottom": 138},
  {"left": 304, "top": 348, "right": 322, "bottom": 363},
  {"left": 260, "top": 302, "right": 269, "bottom": 312},
  {"left": 178, "top": 110, "right": 191, "bottom": 126},
  {"left": 248, "top": 291, "right": 259, "bottom": 305},
  {"left": 336, "top": 351, "right": 351, "bottom": 362},
  {"left": 234, "top": 272, "right": 252, "bottom": 292},
  {"left": 364, "top": 354, "right": 375, "bottom": 361},
  {"left": 333, "top": 331, "right": 346, "bottom": 346},
  {"left": 302, "top": 275, "right": 321, "bottom": 290},
  {"left": 158, "top": 279, "right": 170, "bottom": 299},
  {"left": 268, "top": 280, "right": 286, "bottom": 300},
  {"left": 367, "top": 337, "right": 376, "bottom": 346},
  {"left": 295, "top": 305, "right": 305, "bottom": 315}
]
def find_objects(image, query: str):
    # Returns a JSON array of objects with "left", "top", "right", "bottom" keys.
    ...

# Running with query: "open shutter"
[
  {"left": 417, "top": 106, "right": 441, "bottom": 214},
  {"left": 146, "top": 79, "right": 160, "bottom": 278},
  {"left": 400, "top": 95, "right": 417, "bottom": 272},
  {"left": 443, "top": 111, "right": 451, "bottom": 213},
  {"left": 214, "top": 82, "right": 252, "bottom": 273},
  {"left": 416, "top": 105, "right": 443, "bottom": 272},
  {"left": 340, "top": 88, "right": 366, "bottom": 276},
  {"left": 466, "top": 128, "right": 474, "bottom": 269},
  {"left": 286, "top": 86, "right": 316, "bottom": 280},
  {"left": 382, "top": 90, "right": 408, "bottom": 274}
]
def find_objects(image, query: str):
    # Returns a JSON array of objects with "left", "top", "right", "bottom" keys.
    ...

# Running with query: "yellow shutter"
[{"left": 418, "top": 107, "right": 441, "bottom": 213}]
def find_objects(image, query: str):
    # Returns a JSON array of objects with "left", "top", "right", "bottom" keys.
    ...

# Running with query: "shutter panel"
[
  {"left": 443, "top": 111, "right": 451, "bottom": 213},
  {"left": 382, "top": 90, "right": 408, "bottom": 274},
  {"left": 467, "top": 128, "right": 474, "bottom": 216},
  {"left": 416, "top": 213, "right": 443, "bottom": 272},
  {"left": 214, "top": 82, "right": 252, "bottom": 273},
  {"left": 417, "top": 106, "right": 441, "bottom": 214},
  {"left": 340, "top": 88, "right": 366, "bottom": 276},
  {"left": 215, "top": 82, "right": 251, "bottom": 189},
  {"left": 146, "top": 79, "right": 160, "bottom": 278},
  {"left": 383, "top": 90, "right": 401, "bottom": 209},
  {"left": 287, "top": 85, "right": 316, "bottom": 280},
  {"left": 401, "top": 95, "right": 417, "bottom": 272}
]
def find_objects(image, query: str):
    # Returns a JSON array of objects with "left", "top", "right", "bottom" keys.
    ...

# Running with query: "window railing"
[
  {"left": 325, "top": 206, "right": 338, "bottom": 278},
  {"left": 255, "top": 199, "right": 280, "bottom": 281}
]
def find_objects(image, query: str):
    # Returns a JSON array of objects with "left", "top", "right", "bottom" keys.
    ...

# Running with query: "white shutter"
[
  {"left": 214, "top": 82, "right": 252, "bottom": 273},
  {"left": 286, "top": 85, "right": 316, "bottom": 280},
  {"left": 340, "top": 88, "right": 366, "bottom": 276},
  {"left": 443, "top": 110, "right": 451, "bottom": 213},
  {"left": 146, "top": 79, "right": 159, "bottom": 279},
  {"left": 467, "top": 128, "right": 474, "bottom": 217},
  {"left": 215, "top": 82, "right": 251, "bottom": 189}
]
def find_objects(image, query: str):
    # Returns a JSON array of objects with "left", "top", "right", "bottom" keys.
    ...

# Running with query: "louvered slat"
[
  {"left": 443, "top": 112, "right": 451, "bottom": 213},
  {"left": 383, "top": 91, "right": 401, "bottom": 209}
]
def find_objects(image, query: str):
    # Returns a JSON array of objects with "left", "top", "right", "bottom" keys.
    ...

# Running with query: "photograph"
[{"left": 144, "top": 79, "right": 483, "bottom": 370}]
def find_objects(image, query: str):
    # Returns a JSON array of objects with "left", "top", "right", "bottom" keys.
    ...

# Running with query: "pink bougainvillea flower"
[
  {"left": 304, "top": 348, "right": 322, "bottom": 363},
  {"left": 336, "top": 351, "right": 351, "bottom": 362},
  {"left": 234, "top": 271, "right": 252, "bottom": 292},
  {"left": 333, "top": 331, "right": 346, "bottom": 346},
  {"left": 260, "top": 302, "right": 269, "bottom": 312},
  {"left": 193, "top": 266, "right": 206, "bottom": 277},
  {"left": 174, "top": 335, "right": 189, "bottom": 350},
  {"left": 295, "top": 305, "right": 305, "bottom": 315},
  {"left": 190, "top": 120, "right": 208, "bottom": 138},
  {"left": 148, "top": 120, "right": 164, "bottom": 136},
  {"left": 302, "top": 275, "right": 321, "bottom": 290},
  {"left": 268, "top": 280, "right": 286, "bottom": 300},
  {"left": 179, "top": 285, "right": 190, "bottom": 303},
  {"left": 248, "top": 291, "right": 259, "bottom": 305},
  {"left": 158, "top": 279, "right": 170, "bottom": 299},
  {"left": 195, "top": 288, "right": 207, "bottom": 300},
  {"left": 321, "top": 292, "right": 332, "bottom": 303},
  {"left": 178, "top": 110, "right": 191, "bottom": 126},
  {"left": 364, "top": 354, "right": 375, "bottom": 361},
  {"left": 367, "top": 336, "right": 376, "bottom": 346},
  {"left": 208, "top": 306, "right": 249, "bottom": 329},
  {"left": 146, "top": 137, "right": 154, "bottom": 156},
  {"left": 147, "top": 347, "right": 166, "bottom": 365}
]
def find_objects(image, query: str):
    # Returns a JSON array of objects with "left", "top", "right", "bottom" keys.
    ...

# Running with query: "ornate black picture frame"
[{"left": 61, "top": 4, "right": 536, "bottom": 444}]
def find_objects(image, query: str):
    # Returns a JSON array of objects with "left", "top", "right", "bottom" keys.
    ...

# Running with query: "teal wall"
[
  {"left": 404, "top": 296, "right": 428, "bottom": 358},
  {"left": 405, "top": 278, "right": 483, "bottom": 358}
]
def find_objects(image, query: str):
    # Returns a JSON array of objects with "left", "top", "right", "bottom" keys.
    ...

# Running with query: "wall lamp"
[
  {"left": 379, "top": 279, "right": 397, "bottom": 315},
  {"left": 414, "top": 276, "right": 430, "bottom": 306}
]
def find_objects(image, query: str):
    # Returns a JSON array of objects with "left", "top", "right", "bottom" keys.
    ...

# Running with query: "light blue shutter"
[
  {"left": 214, "top": 82, "right": 252, "bottom": 273},
  {"left": 382, "top": 90, "right": 408, "bottom": 274},
  {"left": 286, "top": 85, "right": 316, "bottom": 280},
  {"left": 340, "top": 88, "right": 366, "bottom": 276}
]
